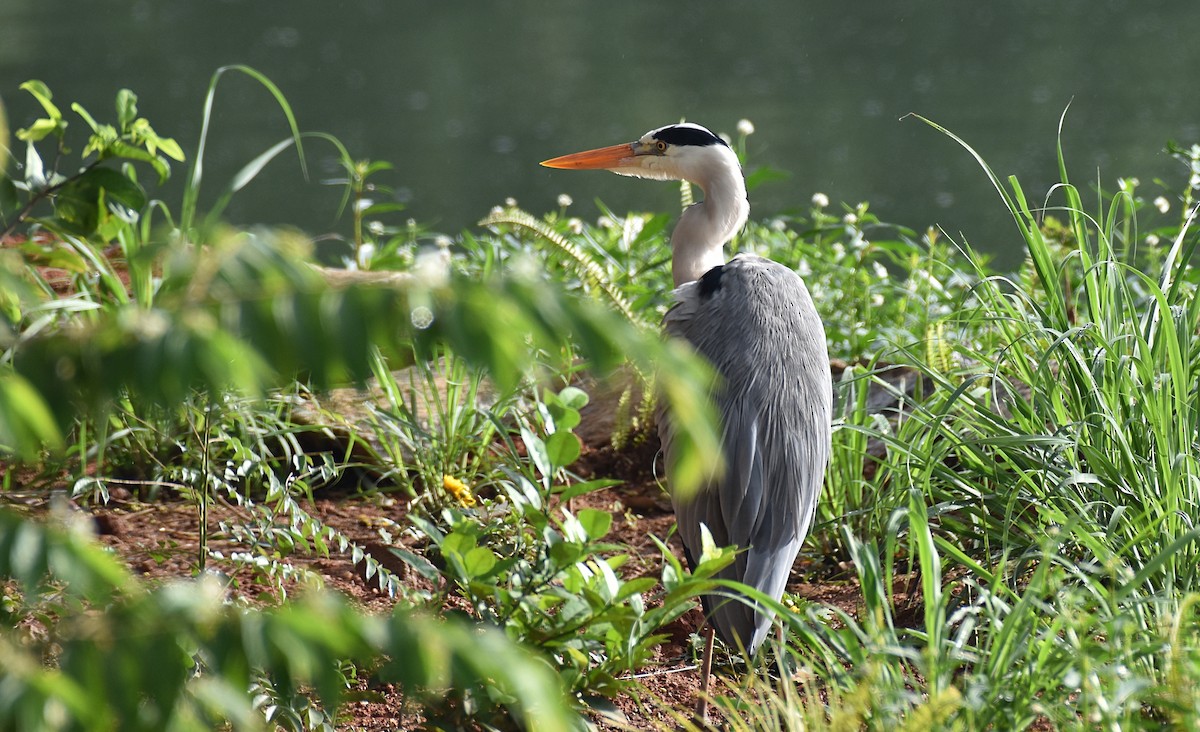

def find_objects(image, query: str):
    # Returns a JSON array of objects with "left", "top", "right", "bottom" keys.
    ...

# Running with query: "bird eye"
[{"left": 656, "top": 140, "right": 668, "bottom": 153}]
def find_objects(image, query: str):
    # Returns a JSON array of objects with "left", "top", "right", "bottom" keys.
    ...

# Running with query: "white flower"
[
  {"left": 1145, "top": 234, "right": 1161, "bottom": 246},
  {"left": 414, "top": 249, "right": 450, "bottom": 288},
  {"left": 811, "top": 192, "right": 829, "bottom": 209},
  {"left": 737, "top": 119, "right": 755, "bottom": 136},
  {"left": 770, "top": 218, "right": 787, "bottom": 232},
  {"left": 504, "top": 197, "right": 518, "bottom": 208},
  {"left": 356, "top": 242, "right": 376, "bottom": 267},
  {"left": 567, "top": 217, "right": 584, "bottom": 234},
  {"left": 831, "top": 242, "right": 846, "bottom": 261},
  {"left": 1154, "top": 196, "right": 1171, "bottom": 213},
  {"left": 367, "top": 221, "right": 385, "bottom": 236},
  {"left": 843, "top": 212, "right": 858, "bottom": 226},
  {"left": 557, "top": 193, "right": 573, "bottom": 208},
  {"left": 872, "top": 261, "right": 888, "bottom": 280},
  {"left": 435, "top": 235, "right": 453, "bottom": 249}
]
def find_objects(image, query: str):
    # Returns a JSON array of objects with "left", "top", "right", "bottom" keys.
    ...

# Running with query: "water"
[{"left": 3, "top": 0, "right": 1199, "bottom": 268}]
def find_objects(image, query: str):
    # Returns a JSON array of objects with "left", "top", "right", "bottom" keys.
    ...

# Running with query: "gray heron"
[{"left": 542, "top": 123, "right": 832, "bottom": 720}]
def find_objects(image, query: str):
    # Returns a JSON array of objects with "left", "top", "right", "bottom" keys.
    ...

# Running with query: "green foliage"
[
  {"left": 367, "top": 349, "right": 511, "bottom": 507},
  {"left": 0, "top": 72, "right": 724, "bottom": 729},
  {"left": 709, "top": 115, "right": 1200, "bottom": 730},
  {"left": 3, "top": 81, "right": 184, "bottom": 241},
  {"left": 400, "top": 463, "right": 732, "bottom": 708},
  {"left": 0, "top": 508, "right": 577, "bottom": 731}
]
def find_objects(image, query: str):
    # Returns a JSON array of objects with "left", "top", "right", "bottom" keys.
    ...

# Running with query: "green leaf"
[
  {"left": 545, "top": 430, "right": 581, "bottom": 470},
  {"left": 521, "top": 426, "right": 552, "bottom": 480},
  {"left": 744, "top": 165, "right": 791, "bottom": 192},
  {"left": 23, "top": 141, "right": 44, "bottom": 187},
  {"left": 0, "top": 176, "right": 18, "bottom": 218},
  {"left": 16, "top": 80, "right": 66, "bottom": 142},
  {"left": 362, "top": 202, "right": 406, "bottom": 217},
  {"left": 15, "top": 118, "right": 61, "bottom": 143},
  {"left": 546, "top": 403, "right": 580, "bottom": 432},
  {"left": 230, "top": 138, "right": 294, "bottom": 194},
  {"left": 72, "top": 102, "right": 101, "bottom": 133},
  {"left": 556, "top": 385, "right": 589, "bottom": 410},
  {"left": 53, "top": 166, "right": 147, "bottom": 234},
  {"left": 19, "top": 80, "right": 61, "bottom": 121},
  {"left": 462, "top": 546, "right": 498, "bottom": 579},
  {"left": 387, "top": 546, "right": 439, "bottom": 582},
  {"left": 555, "top": 478, "right": 621, "bottom": 503},
  {"left": 116, "top": 88, "right": 137, "bottom": 131},
  {"left": 577, "top": 508, "right": 613, "bottom": 540},
  {"left": 614, "top": 576, "right": 657, "bottom": 603},
  {"left": 153, "top": 134, "right": 185, "bottom": 162},
  {"left": 106, "top": 139, "right": 170, "bottom": 183},
  {"left": 549, "top": 539, "right": 585, "bottom": 567},
  {"left": 440, "top": 531, "right": 476, "bottom": 559},
  {"left": 0, "top": 372, "right": 64, "bottom": 460}
]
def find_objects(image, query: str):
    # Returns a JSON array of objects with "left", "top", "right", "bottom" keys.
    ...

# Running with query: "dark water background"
[{"left": 3, "top": 1, "right": 1199, "bottom": 267}]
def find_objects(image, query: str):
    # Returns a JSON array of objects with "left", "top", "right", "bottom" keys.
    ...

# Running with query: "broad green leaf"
[
  {"left": 545, "top": 430, "right": 581, "bottom": 470},
  {"left": 462, "top": 546, "right": 498, "bottom": 579},
  {"left": 116, "top": 88, "right": 137, "bottom": 131},
  {"left": 546, "top": 387, "right": 584, "bottom": 431},
  {"left": 614, "top": 577, "right": 657, "bottom": 602},
  {"left": 576, "top": 508, "right": 612, "bottom": 541},
  {"left": 0, "top": 371, "right": 64, "bottom": 457},
  {"left": 557, "top": 386, "right": 589, "bottom": 410},
  {"left": 152, "top": 134, "right": 185, "bottom": 162},
  {"left": 106, "top": 139, "right": 170, "bottom": 182},
  {"left": 548, "top": 538, "right": 585, "bottom": 567},
  {"left": 53, "top": 166, "right": 147, "bottom": 234},
  {"left": 440, "top": 531, "right": 476, "bottom": 560},
  {"left": 0, "top": 176, "right": 17, "bottom": 218}
]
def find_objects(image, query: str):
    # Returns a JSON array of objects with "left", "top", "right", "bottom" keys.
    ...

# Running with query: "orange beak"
[{"left": 540, "top": 142, "right": 636, "bottom": 170}]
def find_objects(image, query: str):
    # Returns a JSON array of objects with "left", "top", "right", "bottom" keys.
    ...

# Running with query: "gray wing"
[{"left": 657, "top": 254, "right": 832, "bottom": 654}]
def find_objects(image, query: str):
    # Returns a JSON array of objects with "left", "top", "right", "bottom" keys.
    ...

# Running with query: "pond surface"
[{"left": 3, "top": 1, "right": 1199, "bottom": 268}]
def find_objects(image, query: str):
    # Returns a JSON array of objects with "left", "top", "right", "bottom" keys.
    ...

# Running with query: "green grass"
[{"left": 3, "top": 72, "right": 1200, "bottom": 730}]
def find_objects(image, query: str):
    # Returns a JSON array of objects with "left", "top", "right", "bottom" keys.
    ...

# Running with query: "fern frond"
[
  {"left": 480, "top": 208, "right": 642, "bottom": 325},
  {"left": 680, "top": 179, "right": 694, "bottom": 210}
]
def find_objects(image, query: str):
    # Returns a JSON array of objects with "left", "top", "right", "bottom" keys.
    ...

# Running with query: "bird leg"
[{"left": 693, "top": 624, "right": 716, "bottom": 725}]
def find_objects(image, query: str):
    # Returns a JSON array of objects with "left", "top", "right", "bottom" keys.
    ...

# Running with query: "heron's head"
[{"left": 541, "top": 122, "right": 740, "bottom": 188}]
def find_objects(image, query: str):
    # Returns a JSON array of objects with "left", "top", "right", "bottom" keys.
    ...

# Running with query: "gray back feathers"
[{"left": 658, "top": 254, "right": 832, "bottom": 653}]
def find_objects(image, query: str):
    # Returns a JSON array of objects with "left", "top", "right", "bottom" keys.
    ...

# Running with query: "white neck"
[{"left": 670, "top": 153, "right": 749, "bottom": 286}]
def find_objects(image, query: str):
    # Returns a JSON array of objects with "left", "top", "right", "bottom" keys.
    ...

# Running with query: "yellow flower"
[{"left": 442, "top": 474, "right": 476, "bottom": 508}]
